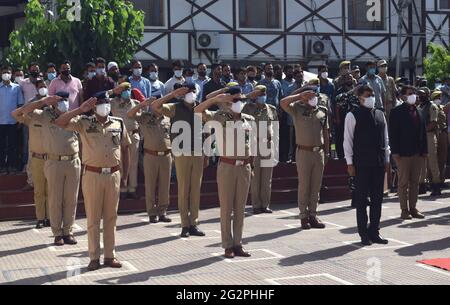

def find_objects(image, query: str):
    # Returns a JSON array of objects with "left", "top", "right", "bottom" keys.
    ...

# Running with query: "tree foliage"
[
  {"left": 6, "top": 0, "right": 144, "bottom": 76},
  {"left": 423, "top": 43, "right": 450, "bottom": 88}
]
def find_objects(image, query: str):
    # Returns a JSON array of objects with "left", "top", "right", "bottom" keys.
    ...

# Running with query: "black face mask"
[
  {"left": 61, "top": 70, "right": 71, "bottom": 76},
  {"left": 248, "top": 76, "right": 255, "bottom": 82},
  {"left": 265, "top": 71, "right": 274, "bottom": 78},
  {"left": 30, "top": 71, "right": 40, "bottom": 78},
  {"left": 109, "top": 72, "right": 119, "bottom": 81}
]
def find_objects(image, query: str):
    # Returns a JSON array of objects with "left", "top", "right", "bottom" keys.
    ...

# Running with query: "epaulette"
[{"left": 242, "top": 113, "right": 255, "bottom": 121}]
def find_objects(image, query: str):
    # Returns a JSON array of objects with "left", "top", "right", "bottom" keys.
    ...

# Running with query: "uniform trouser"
[
  {"left": 354, "top": 166, "right": 385, "bottom": 238},
  {"left": 437, "top": 131, "right": 448, "bottom": 183},
  {"left": 144, "top": 154, "right": 172, "bottom": 217},
  {"left": 44, "top": 158, "right": 81, "bottom": 237},
  {"left": 420, "top": 132, "right": 440, "bottom": 184},
  {"left": 251, "top": 157, "right": 273, "bottom": 210},
  {"left": 82, "top": 170, "right": 120, "bottom": 261},
  {"left": 296, "top": 149, "right": 325, "bottom": 219},
  {"left": 121, "top": 134, "right": 140, "bottom": 193},
  {"left": 397, "top": 155, "right": 422, "bottom": 211},
  {"left": 174, "top": 156, "right": 204, "bottom": 228},
  {"left": 0, "top": 124, "right": 19, "bottom": 169},
  {"left": 31, "top": 157, "right": 48, "bottom": 220},
  {"left": 217, "top": 162, "right": 251, "bottom": 249}
]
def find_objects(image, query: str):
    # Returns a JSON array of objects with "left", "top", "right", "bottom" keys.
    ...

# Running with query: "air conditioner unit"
[
  {"left": 195, "top": 32, "right": 220, "bottom": 50},
  {"left": 308, "top": 38, "right": 331, "bottom": 58}
]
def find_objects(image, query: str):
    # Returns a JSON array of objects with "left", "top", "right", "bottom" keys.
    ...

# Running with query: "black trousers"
[
  {"left": 0, "top": 124, "right": 19, "bottom": 169},
  {"left": 354, "top": 166, "right": 385, "bottom": 237}
]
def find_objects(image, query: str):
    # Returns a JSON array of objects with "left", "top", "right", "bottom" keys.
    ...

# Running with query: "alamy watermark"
[
  {"left": 366, "top": 0, "right": 382, "bottom": 22},
  {"left": 66, "top": 0, "right": 81, "bottom": 22}
]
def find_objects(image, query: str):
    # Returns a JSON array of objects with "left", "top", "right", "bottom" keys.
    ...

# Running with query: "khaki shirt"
[
  {"left": 285, "top": 103, "right": 328, "bottom": 147},
  {"left": 26, "top": 108, "right": 79, "bottom": 156},
  {"left": 437, "top": 104, "right": 448, "bottom": 131},
  {"left": 136, "top": 112, "right": 171, "bottom": 151},
  {"left": 110, "top": 97, "right": 140, "bottom": 134},
  {"left": 17, "top": 113, "right": 46, "bottom": 155},
  {"left": 380, "top": 75, "right": 397, "bottom": 104},
  {"left": 204, "top": 110, "right": 255, "bottom": 160},
  {"left": 66, "top": 115, "right": 132, "bottom": 168}
]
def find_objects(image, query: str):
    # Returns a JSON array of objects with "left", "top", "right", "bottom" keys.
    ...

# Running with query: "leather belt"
[
  {"left": 144, "top": 148, "right": 171, "bottom": 156},
  {"left": 297, "top": 145, "right": 324, "bottom": 152},
  {"left": 32, "top": 152, "right": 47, "bottom": 160},
  {"left": 46, "top": 153, "right": 79, "bottom": 161},
  {"left": 84, "top": 165, "right": 120, "bottom": 175},
  {"left": 220, "top": 157, "right": 251, "bottom": 166}
]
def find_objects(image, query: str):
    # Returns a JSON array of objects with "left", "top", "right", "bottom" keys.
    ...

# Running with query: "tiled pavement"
[{"left": 1, "top": 190, "right": 450, "bottom": 285}]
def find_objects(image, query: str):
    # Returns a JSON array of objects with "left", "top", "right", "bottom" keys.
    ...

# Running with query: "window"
[
  {"left": 131, "top": 0, "right": 164, "bottom": 27},
  {"left": 239, "top": 0, "right": 281, "bottom": 29},
  {"left": 440, "top": 0, "right": 450, "bottom": 9},
  {"left": 348, "top": 0, "right": 386, "bottom": 31}
]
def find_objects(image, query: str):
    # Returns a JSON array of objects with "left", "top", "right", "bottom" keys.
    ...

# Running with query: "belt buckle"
[
  {"left": 158, "top": 152, "right": 165, "bottom": 156},
  {"left": 101, "top": 168, "right": 112, "bottom": 175},
  {"left": 235, "top": 160, "right": 244, "bottom": 166},
  {"left": 61, "top": 156, "right": 70, "bottom": 161},
  {"left": 313, "top": 147, "right": 320, "bottom": 152}
]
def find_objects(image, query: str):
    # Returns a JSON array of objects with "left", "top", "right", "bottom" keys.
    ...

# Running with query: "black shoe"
[
  {"left": 418, "top": 184, "right": 428, "bottom": 195},
  {"left": 189, "top": 226, "right": 205, "bottom": 237},
  {"left": 253, "top": 208, "right": 262, "bottom": 215},
  {"left": 44, "top": 219, "right": 51, "bottom": 227},
  {"left": 149, "top": 216, "right": 159, "bottom": 223},
  {"left": 159, "top": 215, "right": 172, "bottom": 223},
  {"left": 430, "top": 184, "right": 442, "bottom": 197},
  {"left": 361, "top": 236, "right": 373, "bottom": 246},
  {"left": 35, "top": 220, "right": 45, "bottom": 229},
  {"left": 261, "top": 208, "right": 273, "bottom": 214},
  {"left": 181, "top": 227, "right": 190, "bottom": 238},
  {"left": 369, "top": 233, "right": 389, "bottom": 245},
  {"left": 63, "top": 235, "right": 78, "bottom": 245}
]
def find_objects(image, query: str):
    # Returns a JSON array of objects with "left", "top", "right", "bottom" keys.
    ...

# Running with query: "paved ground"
[{"left": 1, "top": 190, "right": 450, "bottom": 285}]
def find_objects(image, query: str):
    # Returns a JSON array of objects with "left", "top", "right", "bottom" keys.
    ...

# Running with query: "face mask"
[
  {"left": 435, "top": 83, "right": 441, "bottom": 89},
  {"left": 308, "top": 96, "right": 319, "bottom": 107},
  {"left": 434, "top": 99, "right": 442, "bottom": 105},
  {"left": 121, "top": 90, "right": 131, "bottom": 100},
  {"left": 96, "top": 103, "right": 111, "bottom": 117},
  {"left": 38, "top": 88, "right": 48, "bottom": 97},
  {"left": 321, "top": 72, "right": 328, "bottom": 79},
  {"left": 133, "top": 68, "right": 142, "bottom": 77},
  {"left": 231, "top": 101, "right": 244, "bottom": 114},
  {"left": 184, "top": 92, "right": 197, "bottom": 104},
  {"left": 248, "top": 76, "right": 255, "bottom": 82},
  {"left": 185, "top": 76, "right": 193, "bottom": 84},
  {"left": 47, "top": 73, "right": 57, "bottom": 81},
  {"left": 406, "top": 94, "right": 417, "bottom": 105},
  {"left": 57, "top": 100, "right": 69, "bottom": 113},
  {"left": 363, "top": 96, "right": 376, "bottom": 109},
  {"left": 368, "top": 68, "right": 376, "bottom": 75},
  {"left": 30, "top": 71, "right": 40, "bottom": 78},
  {"left": 15, "top": 76, "right": 23, "bottom": 83},
  {"left": 61, "top": 70, "right": 71, "bottom": 77},
  {"left": 87, "top": 72, "right": 96, "bottom": 80},
  {"left": 256, "top": 95, "right": 267, "bottom": 104},
  {"left": 379, "top": 67, "right": 388, "bottom": 74},
  {"left": 174, "top": 70, "right": 183, "bottom": 78},
  {"left": 2, "top": 73, "right": 11, "bottom": 81},
  {"left": 96, "top": 68, "right": 106, "bottom": 76},
  {"left": 149, "top": 72, "right": 158, "bottom": 81}
]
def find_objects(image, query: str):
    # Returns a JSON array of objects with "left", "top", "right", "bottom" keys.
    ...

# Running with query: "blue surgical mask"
[
  {"left": 368, "top": 68, "right": 376, "bottom": 75},
  {"left": 121, "top": 90, "right": 131, "bottom": 100},
  {"left": 185, "top": 76, "right": 193, "bottom": 84},
  {"left": 96, "top": 68, "right": 106, "bottom": 76},
  {"left": 88, "top": 72, "right": 96, "bottom": 79},
  {"left": 47, "top": 73, "right": 57, "bottom": 81},
  {"left": 256, "top": 95, "right": 267, "bottom": 104}
]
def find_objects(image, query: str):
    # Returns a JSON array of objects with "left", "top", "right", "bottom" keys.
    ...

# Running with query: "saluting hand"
[
  {"left": 43, "top": 95, "right": 62, "bottom": 106},
  {"left": 172, "top": 87, "right": 190, "bottom": 99},
  {"left": 144, "top": 97, "right": 157, "bottom": 107},
  {"left": 299, "top": 91, "right": 316, "bottom": 102},
  {"left": 80, "top": 97, "right": 97, "bottom": 113}
]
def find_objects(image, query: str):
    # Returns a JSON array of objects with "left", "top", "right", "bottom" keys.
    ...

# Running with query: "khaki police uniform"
[
  {"left": 135, "top": 111, "right": 172, "bottom": 217},
  {"left": 16, "top": 113, "right": 48, "bottom": 221},
  {"left": 419, "top": 102, "right": 440, "bottom": 184},
  {"left": 204, "top": 110, "right": 254, "bottom": 249},
  {"left": 65, "top": 115, "right": 131, "bottom": 261},
  {"left": 27, "top": 108, "right": 80, "bottom": 237},
  {"left": 162, "top": 103, "right": 204, "bottom": 229},
  {"left": 242, "top": 103, "right": 278, "bottom": 210},
  {"left": 436, "top": 104, "right": 448, "bottom": 184},
  {"left": 285, "top": 102, "right": 328, "bottom": 220},
  {"left": 110, "top": 97, "right": 140, "bottom": 194}
]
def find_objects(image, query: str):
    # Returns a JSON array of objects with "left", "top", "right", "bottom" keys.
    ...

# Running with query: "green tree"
[
  {"left": 6, "top": 0, "right": 144, "bottom": 76},
  {"left": 423, "top": 43, "right": 450, "bottom": 89}
]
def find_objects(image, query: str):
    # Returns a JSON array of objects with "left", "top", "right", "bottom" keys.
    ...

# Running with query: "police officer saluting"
[
  {"left": 281, "top": 88, "right": 329, "bottom": 230},
  {"left": 344, "top": 85, "right": 390, "bottom": 246},
  {"left": 195, "top": 87, "right": 254, "bottom": 258},
  {"left": 56, "top": 92, "right": 131, "bottom": 271}
]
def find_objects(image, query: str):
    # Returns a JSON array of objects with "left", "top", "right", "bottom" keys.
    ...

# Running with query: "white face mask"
[
  {"left": 38, "top": 88, "right": 48, "bottom": 97},
  {"left": 15, "top": 76, "right": 23, "bottom": 83},
  {"left": 174, "top": 70, "right": 183, "bottom": 78},
  {"left": 149, "top": 72, "right": 158, "bottom": 81},
  {"left": 57, "top": 100, "right": 69, "bottom": 113},
  {"left": 96, "top": 103, "right": 111, "bottom": 117},
  {"left": 133, "top": 68, "right": 142, "bottom": 77},
  {"left": 184, "top": 92, "right": 197, "bottom": 104},
  {"left": 406, "top": 94, "right": 417, "bottom": 105},
  {"left": 321, "top": 72, "right": 328, "bottom": 79},
  {"left": 363, "top": 96, "right": 376, "bottom": 109},
  {"left": 308, "top": 96, "right": 318, "bottom": 107},
  {"left": 434, "top": 99, "right": 442, "bottom": 105},
  {"left": 231, "top": 101, "right": 244, "bottom": 114},
  {"left": 379, "top": 67, "right": 388, "bottom": 74},
  {"left": 2, "top": 73, "right": 11, "bottom": 81}
]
